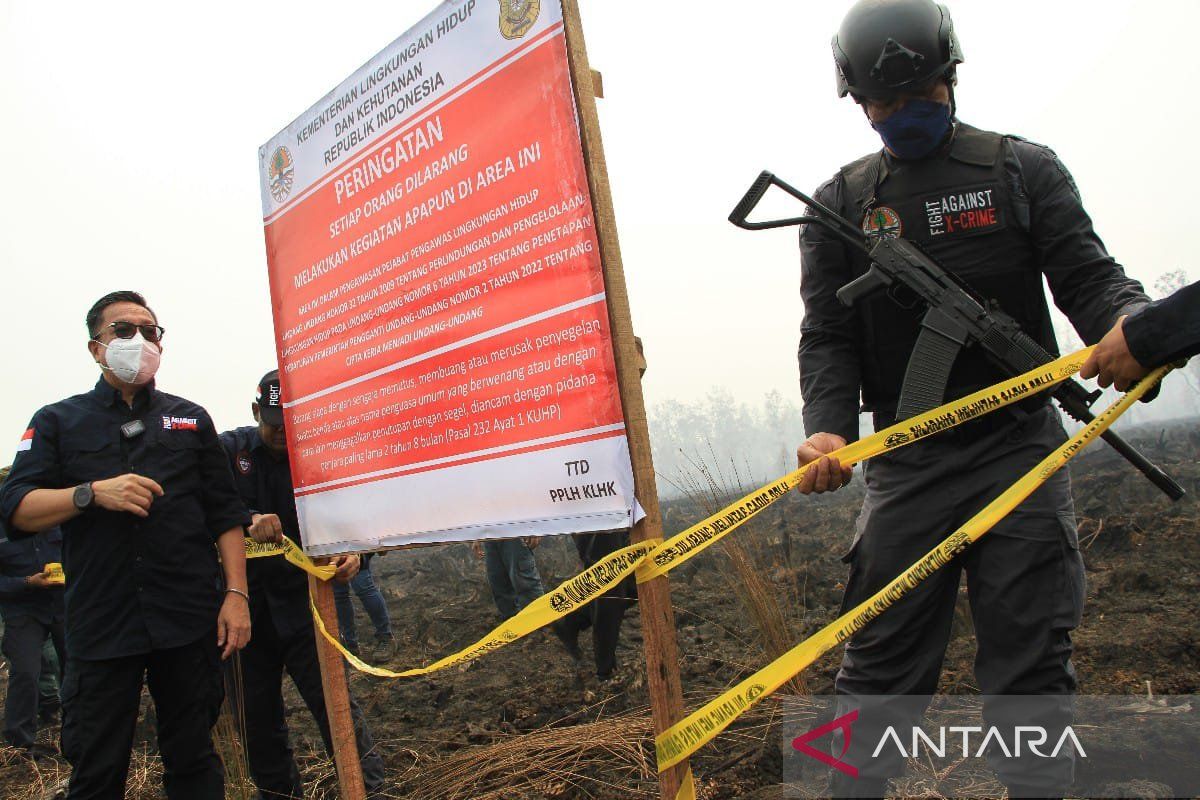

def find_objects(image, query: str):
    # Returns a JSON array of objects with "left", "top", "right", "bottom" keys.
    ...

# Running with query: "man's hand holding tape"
[{"left": 795, "top": 433, "right": 854, "bottom": 494}]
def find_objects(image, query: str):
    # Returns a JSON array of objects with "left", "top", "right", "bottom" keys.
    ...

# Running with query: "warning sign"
[{"left": 259, "top": 0, "right": 637, "bottom": 555}]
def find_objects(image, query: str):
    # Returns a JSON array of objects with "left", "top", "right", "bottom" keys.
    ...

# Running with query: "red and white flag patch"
[{"left": 16, "top": 428, "right": 34, "bottom": 453}]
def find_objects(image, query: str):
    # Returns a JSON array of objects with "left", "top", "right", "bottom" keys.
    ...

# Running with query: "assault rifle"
[{"left": 730, "top": 170, "right": 1184, "bottom": 501}]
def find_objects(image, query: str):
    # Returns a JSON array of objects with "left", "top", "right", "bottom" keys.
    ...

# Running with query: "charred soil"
[{"left": 1, "top": 420, "right": 1197, "bottom": 799}]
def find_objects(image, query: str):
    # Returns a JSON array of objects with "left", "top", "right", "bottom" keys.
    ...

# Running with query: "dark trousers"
[
  {"left": 234, "top": 607, "right": 384, "bottom": 798},
  {"left": 829, "top": 408, "right": 1084, "bottom": 797},
  {"left": 483, "top": 539, "right": 546, "bottom": 619},
  {"left": 332, "top": 558, "right": 393, "bottom": 650},
  {"left": 61, "top": 633, "right": 225, "bottom": 800},
  {"left": 1, "top": 614, "right": 65, "bottom": 747},
  {"left": 561, "top": 532, "right": 637, "bottom": 678},
  {"left": 40, "top": 639, "right": 63, "bottom": 717}
]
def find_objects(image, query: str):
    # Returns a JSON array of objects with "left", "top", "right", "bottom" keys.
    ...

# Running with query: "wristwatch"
[{"left": 72, "top": 482, "right": 95, "bottom": 511}]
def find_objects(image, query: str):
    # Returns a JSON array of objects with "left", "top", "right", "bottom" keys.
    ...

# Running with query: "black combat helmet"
[{"left": 833, "top": 0, "right": 963, "bottom": 100}]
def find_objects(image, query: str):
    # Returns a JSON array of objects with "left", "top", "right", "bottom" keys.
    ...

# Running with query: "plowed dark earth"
[{"left": 1, "top": 420, "right": 1196, "bottom": 799}]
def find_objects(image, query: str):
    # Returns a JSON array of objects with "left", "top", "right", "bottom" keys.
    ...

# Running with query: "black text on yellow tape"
[
  {"left": 44, "top": 562, "right": 65, "bottom": 585},
  {"left": 244, "top": 537, "right": 336, "bottom": 580},
  {"left": 309, "top": 539, "right": 663, "bottom": 678},
  {"left": 636, "top": 349, "right": 1089, "bottom": 581},
  {"left": 653, "top": 363, "right": 1173, "bottom": 773},
  {"left": 269, "top": 350, "right": 1093, "bottom": 680}
]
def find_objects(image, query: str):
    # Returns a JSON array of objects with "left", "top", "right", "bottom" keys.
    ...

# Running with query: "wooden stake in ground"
[
  {"left": 559, "top": 2, "right": 692, "bottom": 797},
  {"left": 310, "top": 574, "right": 367, "bottom": 799}
]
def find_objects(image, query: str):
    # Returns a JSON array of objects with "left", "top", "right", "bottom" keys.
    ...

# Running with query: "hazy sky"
[{"left": 1, "top": 0, "right": 1195, "bottom": 444}]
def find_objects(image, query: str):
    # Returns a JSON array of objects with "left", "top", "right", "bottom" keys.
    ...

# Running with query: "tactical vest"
[{"left": 837, "top": 123, "right": 1057, "bottom": 414}]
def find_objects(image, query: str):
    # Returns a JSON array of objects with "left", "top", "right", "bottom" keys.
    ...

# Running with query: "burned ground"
[{"left": 1, "top": 420, "right": 1196, "bottom": 799}]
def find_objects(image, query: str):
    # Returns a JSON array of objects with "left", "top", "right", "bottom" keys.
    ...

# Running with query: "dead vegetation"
[
  {"left": 395, "top": 707, "right": 655, "bottom": 800},
  {"left": 0, "top": 420, "right": 1196, "bottom": 798}
]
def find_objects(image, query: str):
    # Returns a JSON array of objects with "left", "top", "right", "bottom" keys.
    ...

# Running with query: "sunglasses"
[{"left": 96, "top": 321, "right": 166, "bottom": 343}]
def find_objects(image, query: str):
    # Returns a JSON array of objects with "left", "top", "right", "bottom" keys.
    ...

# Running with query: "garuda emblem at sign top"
[{"left": 498, "top": 0, "right": 540, "bottom": 39}]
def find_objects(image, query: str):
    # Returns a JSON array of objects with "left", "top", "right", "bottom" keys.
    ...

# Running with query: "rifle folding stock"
[{"left": 730, "top": 171, "right": 1185, "bottom": 501}]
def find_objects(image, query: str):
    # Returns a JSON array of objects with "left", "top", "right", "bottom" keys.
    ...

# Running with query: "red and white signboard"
[{"left": 258, "top": 0, "right": 638, "bottom": 554}]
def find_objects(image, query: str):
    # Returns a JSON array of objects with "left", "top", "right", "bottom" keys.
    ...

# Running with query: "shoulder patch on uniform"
[
  {"left": 16, "top": 428, "right": 33, "bottom": 453},
  {"left": 862, "top": 206, "right": 902, "bottom": 238}
]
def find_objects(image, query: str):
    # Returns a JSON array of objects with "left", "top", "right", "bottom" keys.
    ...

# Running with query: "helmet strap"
[{"left": 946, "top": 70, "right": 958, "bottom": 118}]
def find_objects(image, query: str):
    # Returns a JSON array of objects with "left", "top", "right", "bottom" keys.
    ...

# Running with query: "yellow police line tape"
[
  {"left": 301, "top": 540, "right": 699, "bottom": 799},
  {"left": 245, "top": 347, "right": 1139, "bottom": 790},
  {"left": 245, "top": 536, "right": 337, "bottom": 580},
  {"left": 305, "top": 536, "right": 665, "bottom": 678},
  {"left": 253, "top": 349, "right": 1097, "bottom": 680},
  {"left": 653, "top": 361, "right": 1174, "bottom": 773},
  {"left": 285, "top": 349, "right": 1095, "bottom": 682},
  {"left": 44, "top": 562, "right": 65, "bottom": 585}
]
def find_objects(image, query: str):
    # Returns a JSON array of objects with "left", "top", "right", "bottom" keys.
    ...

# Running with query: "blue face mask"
[{"left": 870, "top": 98, "right": 952, "bottom": 160}]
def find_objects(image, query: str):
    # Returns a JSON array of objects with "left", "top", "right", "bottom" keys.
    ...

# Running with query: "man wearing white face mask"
[{"left": 0, "top": 291, "right": 252, "bottom": 799}]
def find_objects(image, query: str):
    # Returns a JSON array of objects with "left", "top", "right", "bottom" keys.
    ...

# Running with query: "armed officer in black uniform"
[
  {"left": 219, "top": 370, "right": 385, "bottom": 799},
  {"left": 794, "top": 2, "right": 1151, "bottom": 797}
]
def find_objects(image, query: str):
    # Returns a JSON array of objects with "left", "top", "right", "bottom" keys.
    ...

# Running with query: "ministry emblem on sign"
[
  {"left": 862, "top": 206, "right": 902, "bottom": 238},
  {"left": 498, "top": 0, "right": 539, "bottom": 40},
  {"left": 268, "top": 146, "right": 295, "bottom": 203}
]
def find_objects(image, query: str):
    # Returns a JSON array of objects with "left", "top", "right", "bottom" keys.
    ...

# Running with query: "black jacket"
[
  {"left": 0, "top": 379, "right": 248, "bottom": 660},
  {"left": 218, "top": 426, "right": 311, "bottom": 638},
  {"left": 799, "top": 123, "right": 1148, "bottom": 442},
  {"left": 0, "top": 527, "right": 64, "bottom": 624},
  {"left": 1123, "top": 280, "right": 1200, "bottom": 368}
]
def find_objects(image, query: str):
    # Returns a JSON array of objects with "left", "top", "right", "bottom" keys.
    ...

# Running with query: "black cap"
[
  {"left": 255, "top": 369, "right": 284, "bottom": 426},
  {"left": 833, "top": 0, "right": 963, "bottom": 100}
]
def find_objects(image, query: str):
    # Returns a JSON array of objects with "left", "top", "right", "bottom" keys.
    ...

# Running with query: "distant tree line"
[{"left": 648, "top": 271, "right": 1198, "bottom": 496}]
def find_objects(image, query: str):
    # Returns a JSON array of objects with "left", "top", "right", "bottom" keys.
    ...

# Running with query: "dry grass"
[
  {"left": 0, "top": 746, "right": 71, "bottom": 800},
  {"left": 661, "top": 448, "right": 808, "bottom": 696},
  {"left": 0, "top": 655, "right": 259, "bottom": 800},
  {"left": 0, "top": 744, "right": 161, "bottom": 800},
  {"left": 214, "top": 654, "right": 256, "bottom": 800},
  {"left": 395, "top": 708, "right": 657, "bottom": 800},
  {"left": 0, "top": 741, "right": 342, "bottom": 800}
]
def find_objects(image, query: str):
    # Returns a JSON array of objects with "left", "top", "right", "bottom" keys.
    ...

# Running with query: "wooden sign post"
[
  {"left": 311, "top": 576, "right": 368, "bottom": 798},
  {"left": 279, "top": 2, "right": 689, "bottom": 797},
  {"left": 559, "top": 2, "right": 692, "bottom": 797}
]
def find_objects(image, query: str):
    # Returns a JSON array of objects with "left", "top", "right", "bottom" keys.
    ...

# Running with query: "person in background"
[
  {"left": 556, "top": 532, "right": 636, "bottom": 681},
  {"left": 37, "top": 641, "right": 62, "bottom": 727},
  {"left": 0, "top": 290, "right": 251, "bottom": 799},
  {"left": 220, "top": 369, "right": 386, "bottom": 799},
  {"left": 472, "top": 537, "right": 547, "bottom": 620},
  {"left": 0, "top": 466, "right": 66, "bottom": 758},
  {"left": 556, "top": 338, "right": 649, "bottom": 681},
  {"left": 333, "top": 554, "right": 397, "bottom": 662}
]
